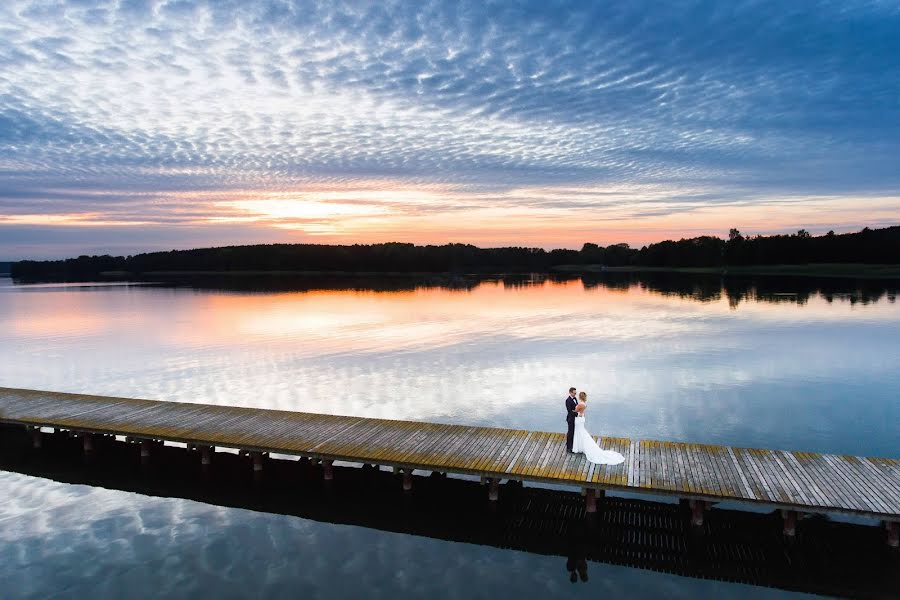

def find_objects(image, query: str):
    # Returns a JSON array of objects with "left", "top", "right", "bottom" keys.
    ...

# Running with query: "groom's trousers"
[{"left": 566, "top": 418, "right": 575, "bottom": 451}]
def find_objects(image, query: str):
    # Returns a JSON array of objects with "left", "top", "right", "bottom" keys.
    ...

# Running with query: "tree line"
[{"left": 10, "top": 225, "right": 900, "bottom": 279}]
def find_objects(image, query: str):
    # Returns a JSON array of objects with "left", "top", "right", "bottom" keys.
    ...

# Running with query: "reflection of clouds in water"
[
  {"left": 0, "top": 472, "right": 793, "bottom": 599},
  {"left": 1, "top": 282, "right": 898, "bottom": 456}
]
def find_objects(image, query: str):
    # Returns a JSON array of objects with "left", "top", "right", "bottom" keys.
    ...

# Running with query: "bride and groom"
[{"left": 565, "top": 387, "right": 624, "bottom": 465}]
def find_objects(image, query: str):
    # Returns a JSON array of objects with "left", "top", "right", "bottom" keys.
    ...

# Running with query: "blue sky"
[{"left": 1, "top": 0, "right": 899, "bottom": 259}]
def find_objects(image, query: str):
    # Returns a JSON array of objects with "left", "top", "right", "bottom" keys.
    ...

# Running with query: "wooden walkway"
[{"left": 1, "top": 387, "right": 898, "bottom": 527}]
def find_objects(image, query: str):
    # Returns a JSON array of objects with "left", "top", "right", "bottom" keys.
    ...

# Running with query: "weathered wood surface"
[{"left": 1, "top": 387, "right": 898, "bottom": 519}]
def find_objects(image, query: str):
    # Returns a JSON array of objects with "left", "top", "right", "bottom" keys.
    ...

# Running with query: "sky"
[{"left": 1, "top": 0, "right": 899, "bottom": 260}]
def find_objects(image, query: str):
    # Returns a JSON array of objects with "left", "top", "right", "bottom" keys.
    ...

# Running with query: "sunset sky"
[{"left": 2, "top": 0, "right": 899, "bottom": 259}]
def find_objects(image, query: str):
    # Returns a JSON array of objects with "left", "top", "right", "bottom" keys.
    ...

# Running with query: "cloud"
[{"left": 1, "top": 1, "right": 899, "bottom": 257}]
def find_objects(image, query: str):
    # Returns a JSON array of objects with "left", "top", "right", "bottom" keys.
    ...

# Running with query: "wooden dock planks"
[{"left": 1, "top": 386, "right": 898, "bottom": 520}]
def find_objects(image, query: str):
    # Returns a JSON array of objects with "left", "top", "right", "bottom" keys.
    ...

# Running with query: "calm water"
[{"left": 1, "top": 274, "right": 898, "bottom": 598}]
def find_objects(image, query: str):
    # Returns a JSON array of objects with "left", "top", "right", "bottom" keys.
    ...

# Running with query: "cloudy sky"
[{"left": 1, "top": 0, "right": 899, "bottom": 259}]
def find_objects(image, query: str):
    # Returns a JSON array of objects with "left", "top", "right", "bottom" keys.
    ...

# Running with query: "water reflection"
[
  {"left": 1, "top": 274, "right": 898, "bottom": 460},
  {"left": 1, "top": 426, "right": 896, "bottom": 599}
]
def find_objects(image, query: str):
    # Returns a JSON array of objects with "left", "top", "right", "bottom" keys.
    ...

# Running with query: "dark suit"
[{"left": 565, "top": 395, "right": 578, "bottom": 451}]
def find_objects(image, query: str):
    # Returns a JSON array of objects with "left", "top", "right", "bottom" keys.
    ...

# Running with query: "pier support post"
[
  {"left": 82, "top": 432, "right": 94, "bottom": 454},
  {"left": 200, "top": 445, "right": 213, "bottom": 466},
  {"left": 251, "top": 451, "right": 264, "bottom": 472},
  {"left": 585, "top": 488, "right": 597, "bottom": 513},
  {"left": 782, "top": 509, "right": 798, "bottom": 537},
  {"left": 488, "top": 478, "right": 500, "bottom": 502},
  {"left": 886, "top": 521, "right": 898, "bottom": 548},
  {"left": 689, "top": 499, "right": 706, "bottom": 527},
  {"left": 402, "top": 469, "right": 413, "bottom": 491},
  {"left": 322, "top": 459, "right": 334, "bottom": 481},
  {"left": 140, "top": 440, "right": 151, "bottom": 464},
  {"left": 31, "top": 428, "right": 42, "bottom": 449}
]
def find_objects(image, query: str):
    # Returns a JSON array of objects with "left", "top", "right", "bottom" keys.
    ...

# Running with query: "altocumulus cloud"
[{"left": 1, "top": 0, "right": 899, "bottom": 257}]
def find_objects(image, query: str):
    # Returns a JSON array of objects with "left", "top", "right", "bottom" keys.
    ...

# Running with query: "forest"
[{"left": 10, "top": 226, "right": 900, "bottom": 279}]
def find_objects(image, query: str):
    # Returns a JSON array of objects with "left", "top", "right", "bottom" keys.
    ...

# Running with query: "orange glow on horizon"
[{"left": 5, "top": 182, "right": 899, "bottom": 250}]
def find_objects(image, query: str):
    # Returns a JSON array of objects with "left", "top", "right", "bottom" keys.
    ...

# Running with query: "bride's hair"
[{"left": 578, "top": 391, "right": 587, "bottom": 401}]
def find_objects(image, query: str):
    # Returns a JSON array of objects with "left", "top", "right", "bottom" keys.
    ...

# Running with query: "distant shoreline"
[
  {"left": 553, "top": 263, "right": 900, "bottom": 279},
  {"left": 45, "top": 263, "right": 894, "bottom": 280}
]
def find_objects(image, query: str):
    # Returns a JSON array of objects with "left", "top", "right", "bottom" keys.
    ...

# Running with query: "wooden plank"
[
  {"left": 474, "top": 430, "right": 513, "bottom": 471},
  {"left": 468, "top": 430, "right": 511, "bottom": 474},
  {"left": 823, "top": 454, "right": 884, "bottom": 513},
  {"left": 857, "top": 458, "right": 900, "bottom": 507},
  {"left": 726, "top": 447, "right": 757, "bottom": 500},
  {"left": 454, "top": 428, "right": 496, "bottom": 471},
  {"left": 544, "top": 434, "right": 570, "bottom": 480},
  {"left": 700, "top": 445, "right": 726, "bottom": 497},
  {"left": 780, "top": 451, "right": 829, "bottom": 507},
  {"left": 503, "top": 431, "right": 535, "bottom": 474},
  {"left": 797, "top": 451, "right": 856, "bottom": 511},
  {"left": 513, "top": 433, "right": 551, "bottom": 477},
  {"left": 396, "top": 422, "right": 456, "bottom": 466},
  {"left": 480, "top": 430, "right": 524, "bottom": 474},
  {"left": 823, "top": 454, "right": 891, "bottom": 514},
  {"left": 626, "top": 440, "right": 637, "bottom": 487},
  {"left": 524, "top": 433, "right": 556, "bottom": 478},
  {"left": 675, "top": 444, "right": 696, "bottom": 494},
  {"left": 840, "top": 455, "right": 899, "bottom": 513},
  {"left": 800, "top": 452, "right": 864, "bottom": 512},
  {"left": 768, "top": 450, "right": 813, "bottom": 506},
  {"left": 732, "top": 448, "right": 769, "bottom": 501},
  {"left": 391, "top": 422, "right": 452, "bottom": 465}
]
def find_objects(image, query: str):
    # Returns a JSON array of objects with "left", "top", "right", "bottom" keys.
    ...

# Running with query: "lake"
[{"left": 1, "top": 273, "right": 898, "bottom": 598}]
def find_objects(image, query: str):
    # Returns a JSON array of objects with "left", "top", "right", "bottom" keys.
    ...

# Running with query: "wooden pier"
[{"left": 1, "top": 387, "right": 898, "bottom": 544}]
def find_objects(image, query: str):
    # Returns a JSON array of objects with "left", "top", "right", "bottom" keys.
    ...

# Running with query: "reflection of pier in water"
[
  {"left": 1, "top": 425, "right": 897, "bottom": 599},
  {"left": 4, "top": 387, "right": 900, "bottom": 544}
]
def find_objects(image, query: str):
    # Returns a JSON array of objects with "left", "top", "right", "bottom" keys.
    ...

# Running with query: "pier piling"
[
  {"left": 488, "top": 478, "right": 499, "bottom": 501},
  {"left": 690, "top": 499, "right": 706, "bottom": 527},
  {"left": 402, "top": 470, "right": 413, "bottom": 491},
  {"left": 886, "top": 521, "right": 898, "bottom": 547},
  {"left": 782, "top": 510, "right": 798, "bottom": 537}
]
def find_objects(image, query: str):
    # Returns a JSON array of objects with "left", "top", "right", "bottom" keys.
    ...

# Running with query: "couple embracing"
[{"left": 565, "top": 387, "right": 624, "bottom": 465}]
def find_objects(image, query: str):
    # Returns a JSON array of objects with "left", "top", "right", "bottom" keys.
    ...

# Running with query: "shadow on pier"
[{"left": 1, "top": 425, "right": 897, "bottom": 599}]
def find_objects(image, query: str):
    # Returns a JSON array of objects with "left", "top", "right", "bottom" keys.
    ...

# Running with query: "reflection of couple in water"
[
  {"left": 566, "top": 553, "right": 588, "bottom": 583},
  {"left": 565, "top": 387, "right": 625, "bottom": 464}
]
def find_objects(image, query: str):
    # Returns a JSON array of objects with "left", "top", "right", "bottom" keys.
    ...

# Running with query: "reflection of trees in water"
[
  {"left": 141, "top": 273, "right": 898, "bottom": 308},
  {"left": 580, "top": 273, "right": 896, "bottom": 309}
]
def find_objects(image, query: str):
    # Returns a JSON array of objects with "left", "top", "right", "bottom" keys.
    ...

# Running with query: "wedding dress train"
[{"left": 572, "top": 416, "right": 625, "bottom": 465}]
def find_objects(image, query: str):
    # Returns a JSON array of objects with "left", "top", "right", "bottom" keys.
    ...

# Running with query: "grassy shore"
[{"left": 553, "top": 263, "right": 900, "bottom": 278}]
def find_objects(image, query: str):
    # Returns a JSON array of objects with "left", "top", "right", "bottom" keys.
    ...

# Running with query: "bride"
[{"left": 572, "top": 392, "right": 625, "bottom": 465}]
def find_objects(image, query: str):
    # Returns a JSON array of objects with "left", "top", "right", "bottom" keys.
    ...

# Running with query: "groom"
[{"left": 565, "top": 386, "right": 578, "bottom": 453}]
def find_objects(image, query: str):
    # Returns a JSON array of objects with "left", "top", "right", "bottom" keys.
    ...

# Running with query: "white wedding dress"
[{"left": 572, "top": 415, "right": 625, "bottom": 465}]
